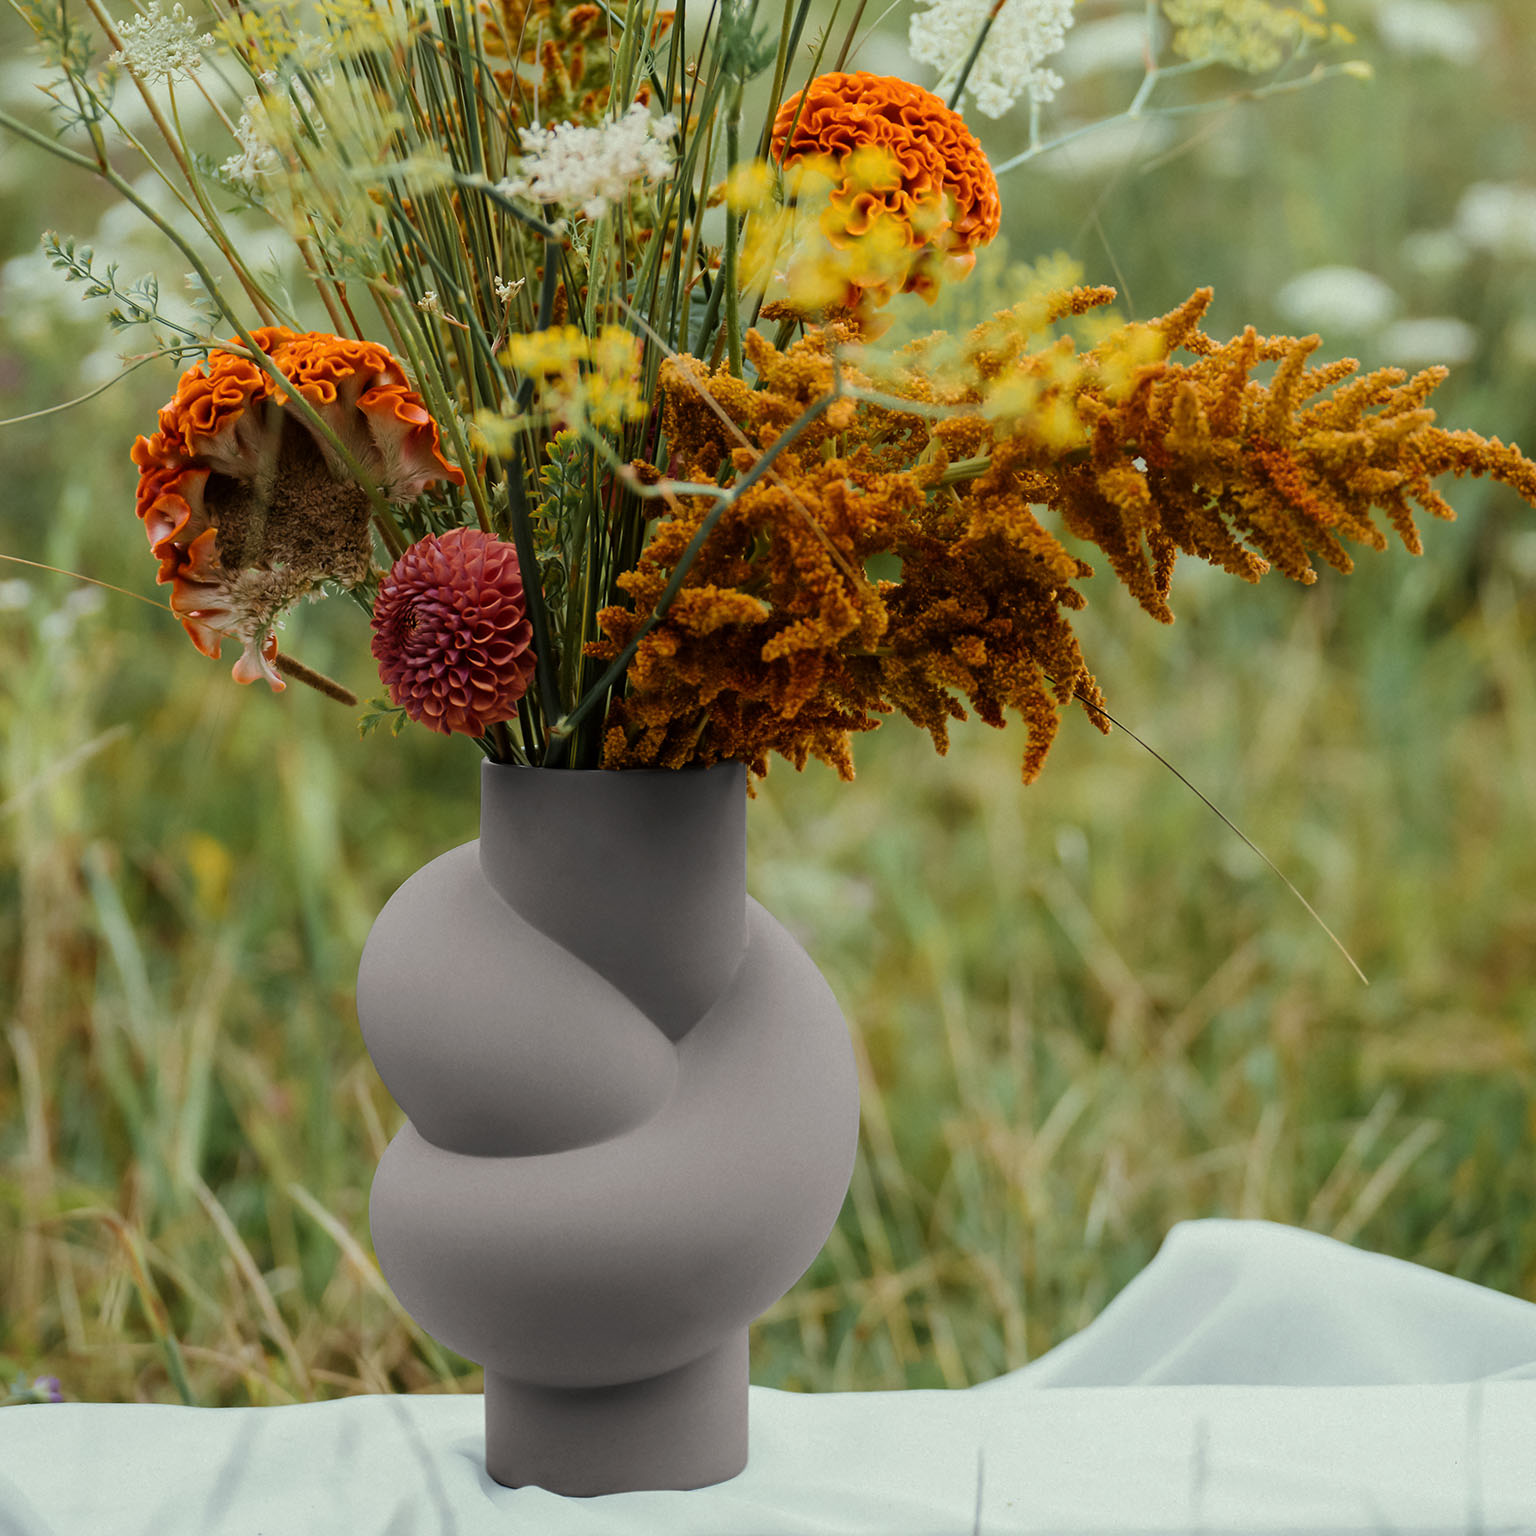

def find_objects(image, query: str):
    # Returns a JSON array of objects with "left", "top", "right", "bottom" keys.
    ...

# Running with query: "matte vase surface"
[{"left": 355, "top": 762, "right": 861, "bottom": 1495}]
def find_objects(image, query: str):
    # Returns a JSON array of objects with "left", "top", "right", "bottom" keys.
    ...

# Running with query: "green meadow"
[{"left": 1, "top": 0, "right": 1533, "bottom": 1404}]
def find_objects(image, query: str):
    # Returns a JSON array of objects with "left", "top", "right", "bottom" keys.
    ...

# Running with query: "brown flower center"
[{"left": 204, "top": 407, "right": 373, "bottom": 587}]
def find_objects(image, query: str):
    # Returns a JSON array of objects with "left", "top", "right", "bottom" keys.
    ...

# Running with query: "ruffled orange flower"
[
  {"left": 770, "top": 71, "right": 1001, "bottom": 307},
  {"left": 131, "top": 328, "right": 465, "bottom": 690}
]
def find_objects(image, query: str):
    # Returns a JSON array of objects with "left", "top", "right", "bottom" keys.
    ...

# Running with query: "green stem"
[
  {"left": 946, "top": 0, "right": 1005, "bottom": 112},
  {"left": 0, "top": 349, "right": 188, "bottom": 428},
  {"left": 830, "top": 0, "right": 870, "bottom": 74},
  {"left": 724, "top": 79, "right": 745, "bottom": 378},
  {"left": 167, "top": 86, "right": 281, "bottom": 327},
  {"left": 937, "top": 454, "right": 992, "bottom": 486},
  {"left": 992, "top": 60, "right": 1361, "bottom": 178},
  {"left": 504, "top": 448, "right": 561, "bottom": 756}
]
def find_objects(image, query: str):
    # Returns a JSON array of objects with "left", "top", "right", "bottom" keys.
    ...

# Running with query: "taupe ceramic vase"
[{"left": 354, "top": 761, "right": 861, "bottom": 1496}]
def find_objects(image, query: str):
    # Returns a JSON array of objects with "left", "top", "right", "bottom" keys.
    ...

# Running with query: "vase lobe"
[
  {"left": 477, "top": 762, "right": 748, "bottom": 1042},
  {"left": 357, "top": 842, "right": 678, "bottom": 1156}
]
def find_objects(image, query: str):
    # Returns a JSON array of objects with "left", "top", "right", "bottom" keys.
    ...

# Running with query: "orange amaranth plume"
[{"left": 130, "top": 327, "right": 465, "bottom": 690}]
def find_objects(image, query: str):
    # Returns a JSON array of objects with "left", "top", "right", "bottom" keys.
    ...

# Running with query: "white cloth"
[
  {"left": 3, "top": 1219, "right": 1535, "bottom": 1535},
  {"left": 976, "top": 1217, "right": 1536, "bottom": 1389}
]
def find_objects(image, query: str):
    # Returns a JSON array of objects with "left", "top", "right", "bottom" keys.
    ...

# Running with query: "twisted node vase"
[{"left": 354, "top": 761, "right": 861, "bottom": 1496}]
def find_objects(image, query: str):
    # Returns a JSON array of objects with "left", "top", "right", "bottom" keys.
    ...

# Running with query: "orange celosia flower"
[
  {"left": 770, "top": 71, "right": 1001, "bottom": 308},
  {"left": 131, "top": 328, "right": 465, "bottom": 690}
]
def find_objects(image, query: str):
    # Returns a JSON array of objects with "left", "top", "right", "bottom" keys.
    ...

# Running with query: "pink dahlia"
[{"left": 371, "top": 528, "right": 537, "bottom": 736}]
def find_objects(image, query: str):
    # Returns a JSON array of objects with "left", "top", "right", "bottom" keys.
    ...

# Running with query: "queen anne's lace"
[
  {"left": 223, "top": 98, "right": 281, "bottom": 186},
  {"left": 908, "top": 0, "right": 1075, "bottom": 119},
  {"left": 499, "top": 103, "right": 678, "bottom": 222},
  {"left": 222, "top": 77, "right": 320, "bottom": 189},
  {"left": 110, "top": 2, "right": 215, "bottom": 83}
]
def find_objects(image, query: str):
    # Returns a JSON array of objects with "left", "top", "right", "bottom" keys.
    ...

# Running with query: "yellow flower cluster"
[
  {"left": 588, "top": 290, "right": 1536, "bottom": 785},
  {"left": 480, "top": 325, "right": 646, "bottom": 449},
  {"left": 1162, "top": 0, "right": 1351, "bottom": 73},
  {"left": 218, "top": 0, "right": 413, "bottom": 68}
]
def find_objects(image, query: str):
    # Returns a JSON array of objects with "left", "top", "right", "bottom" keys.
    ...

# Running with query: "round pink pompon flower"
[{"left": 371, "top": 528, "right": 537, "bottom": 736}]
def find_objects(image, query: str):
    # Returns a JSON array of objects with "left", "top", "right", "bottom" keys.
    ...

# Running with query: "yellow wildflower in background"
[
  {"left": 216, "top": 0, "right": 409, "bottom": 71},
  {"left": 1163, "top": 0, "right": 1341, "bottom": 72}
]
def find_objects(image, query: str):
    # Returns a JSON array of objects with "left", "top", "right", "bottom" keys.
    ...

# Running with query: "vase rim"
[{"left": 481, "top": 761, "right": 744, "bottom": 777}]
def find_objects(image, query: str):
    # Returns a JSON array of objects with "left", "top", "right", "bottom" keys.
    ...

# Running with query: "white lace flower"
[
  {"left": 221, "top": 78, "right": 318, "bottom": 189},
  {"left": 223, "top": 97, "right": 281, "bottom": 186},
  {"left": 499, "top": 103, "right": 678, "bottom": 222},
  {"left": 908, "top": 0, "right": 1075, "bottom": 119},
  {"left": 109, "top": 2, "right": 215, "bottom": 84}
]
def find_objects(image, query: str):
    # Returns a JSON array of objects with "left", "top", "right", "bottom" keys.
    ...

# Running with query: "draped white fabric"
[{"left": 3, "top": 1219, "right": 1535, "bottom": 1535}]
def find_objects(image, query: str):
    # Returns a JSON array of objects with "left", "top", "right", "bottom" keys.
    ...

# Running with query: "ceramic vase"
[{"left": 354, "top": 761, "right": 861, "bottom": 1496}]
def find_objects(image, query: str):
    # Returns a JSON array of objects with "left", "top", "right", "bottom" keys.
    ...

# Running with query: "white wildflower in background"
[
  {"left": 1377, "top": 316, "right": 1478, "bottom": 367},
  {"left": 38, "top": 587, "right": 105, "bottom": 646},
  {"left": 1275, "top": 265, "right": 1399, "bottom": 333},
  {"left": 1453, "top": 182, "right": 1536, "bottom": 261},
  {"left": 500, "top": 104, "right": 678, "bottom": 222},
  {"left": 908, "top": 0, "right": 1075, "bottom": 118},
  {"left": 109, "top": 3, "right": 215, "bottom": 84},
  {"left": 492, "top": 275, "right": 524, "bottom": 303},
  {"left": 1373, "top": 0, "right": 1488, "bottom": 66},
  {"left": 1399, "top": 227, "right": 1470, "bottom": 280},
  {"left": 0, "top": 580, "right": 32, "bottom": 613},
  {"left": 417, "top": 290, "right": 442, "bottom": 313}
]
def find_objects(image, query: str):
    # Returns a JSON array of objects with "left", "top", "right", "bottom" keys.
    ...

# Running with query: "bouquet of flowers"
[{"left": 6, "top": 0, "right": 1535, "bottom": 787}]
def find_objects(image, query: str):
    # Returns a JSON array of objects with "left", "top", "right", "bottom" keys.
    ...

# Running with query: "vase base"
[{"left": 483, "top": 1332, "right": 750, "bottom": 1495}]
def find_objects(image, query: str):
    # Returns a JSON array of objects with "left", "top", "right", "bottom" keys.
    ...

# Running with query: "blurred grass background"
[{"left": 1, "top": 0, "right": 1534, "bottom": 1405}]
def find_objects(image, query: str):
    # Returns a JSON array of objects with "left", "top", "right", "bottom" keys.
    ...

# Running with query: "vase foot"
[{"left": 483, "top": 1332, "right": 750, "bottom": 1495}]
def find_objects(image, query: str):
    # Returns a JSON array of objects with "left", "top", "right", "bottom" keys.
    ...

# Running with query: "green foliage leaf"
[
  {"left": 41, "top": 232, "right": 206, "bottom": 348},
  {"left": 356, "top": 696, "right": 410, "bottom": 739}
]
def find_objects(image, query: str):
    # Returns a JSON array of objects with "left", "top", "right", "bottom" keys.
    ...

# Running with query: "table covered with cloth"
[{"left": 3, "top": 1218, "right": 1534, "bottom": 1535}]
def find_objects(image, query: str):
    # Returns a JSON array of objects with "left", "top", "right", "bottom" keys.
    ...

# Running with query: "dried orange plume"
[{"left": 592, "top": 292, "right": 1536, "bottom": 786}]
